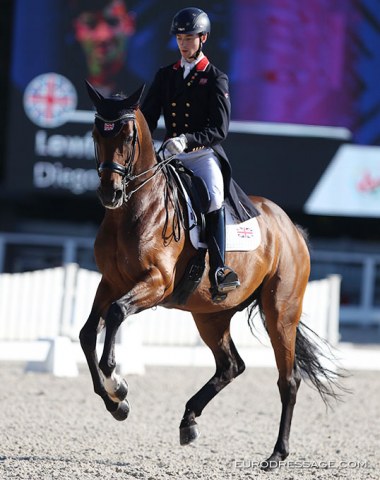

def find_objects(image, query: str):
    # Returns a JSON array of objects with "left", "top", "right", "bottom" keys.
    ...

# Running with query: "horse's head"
[{"left": 86, "top": 81, "right": 145, "bottom": 209}]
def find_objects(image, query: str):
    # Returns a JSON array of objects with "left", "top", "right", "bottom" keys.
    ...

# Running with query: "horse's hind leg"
[
  {"left": 260, "top": 276, "right": 305, "bottom": 470},
  {"left": 180, "top": 311, "right": 245, "bottom": 445}
]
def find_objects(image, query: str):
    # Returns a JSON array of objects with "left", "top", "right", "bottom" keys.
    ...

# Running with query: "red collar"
[
  {"left": 195, "top": 56, "right": 209, "bottom": 71},
  {"left": 172, "top": 56, "right": 210, "bottom": 71}
]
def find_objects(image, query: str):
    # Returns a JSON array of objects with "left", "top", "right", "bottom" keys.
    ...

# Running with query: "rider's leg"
[
  {"left": 178, "top": 149, "right": 240, "bottom": 301},
  {"left": 206, "top": 206, "right": 240, "bottom": 300}
]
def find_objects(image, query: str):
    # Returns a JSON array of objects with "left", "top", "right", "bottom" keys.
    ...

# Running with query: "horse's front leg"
[
  {"left": 97, "top": 300, "right": 133, "bottom": 421},
  {"left": 79, "top": 300, "right": 123, "bottom": 416},
  {"left": 98, "top": 273, "right": 167, "bottom": 420}
]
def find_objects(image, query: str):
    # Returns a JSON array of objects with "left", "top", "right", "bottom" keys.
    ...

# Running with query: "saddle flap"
[{"left": 172, "top": 160, "right": 211, "bottom": 214}]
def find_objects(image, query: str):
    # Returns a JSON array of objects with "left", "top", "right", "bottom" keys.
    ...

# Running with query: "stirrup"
[
  {"left": 209, "top": 286, "right": 227, "bottom": 303},
  {"left": 215, "top": 267, "right": 240, "bottom": 293}
]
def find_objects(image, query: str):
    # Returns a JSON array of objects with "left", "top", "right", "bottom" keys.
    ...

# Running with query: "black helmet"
[{"left": 170, "top": 7, "right": 211, "bottom": 35}]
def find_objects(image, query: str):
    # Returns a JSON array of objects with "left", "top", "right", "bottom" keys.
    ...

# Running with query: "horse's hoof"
[
  {"left": 261, "top": 460, "right": 278, "bottom": 471},
  {"left": 110, "top": 399, "right": 130, "bottom": 421},
  {"left": 261, "top": 452, "right": 287, "bottom": 471},
  {"left": 113, "top": 379, "right": 128, "bottom": 401},
  {"left": 179, "top": 423, "right": 200, "bottom": 445}
]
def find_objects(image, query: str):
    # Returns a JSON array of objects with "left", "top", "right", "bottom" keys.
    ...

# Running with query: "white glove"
[{"left": 161, "top": 134, "right": 188, "bottom": 159}]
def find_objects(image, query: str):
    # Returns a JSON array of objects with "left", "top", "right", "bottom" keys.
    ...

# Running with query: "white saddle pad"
[{"left": 188, "top": 208, "right": 261, "bottom": 252}]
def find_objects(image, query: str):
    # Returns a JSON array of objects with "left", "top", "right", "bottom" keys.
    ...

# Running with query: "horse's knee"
[{"left": 106, "top": 302, "right": 125, "bottom": 326}]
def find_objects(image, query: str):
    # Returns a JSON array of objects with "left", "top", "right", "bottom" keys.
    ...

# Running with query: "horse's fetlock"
[{"left": 99, "top": 360, "right": 116, "bottom": 379}]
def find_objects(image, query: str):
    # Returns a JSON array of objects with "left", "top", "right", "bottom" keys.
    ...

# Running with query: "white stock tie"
[{"left": 183, "top": 62, "right": 193, "bottom": 79}]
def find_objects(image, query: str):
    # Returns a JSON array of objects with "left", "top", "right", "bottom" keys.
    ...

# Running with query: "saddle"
[{"left": 169, "top": 159, "right": 210, "bottom": 243}]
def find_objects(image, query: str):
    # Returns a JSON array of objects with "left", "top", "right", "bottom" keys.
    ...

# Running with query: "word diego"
[
  {"left": 34, "top": 162, "right": 99, "bottom": 194},
  {"left": 234, "top": 459, "right": 370, "bottom": 470}
]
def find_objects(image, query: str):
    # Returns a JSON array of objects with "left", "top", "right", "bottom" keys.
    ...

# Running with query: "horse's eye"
[{"left": 124, "top": 134, "right": 134, "bottom": 144}]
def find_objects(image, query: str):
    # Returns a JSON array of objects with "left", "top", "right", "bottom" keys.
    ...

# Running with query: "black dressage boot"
[{"left": 206, "top": 207, "right": 240, "bottom": 302}]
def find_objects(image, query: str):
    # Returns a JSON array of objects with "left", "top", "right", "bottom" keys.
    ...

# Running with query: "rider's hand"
[{"left": 160, "top": 134, "right": 188, "bottom": 159}]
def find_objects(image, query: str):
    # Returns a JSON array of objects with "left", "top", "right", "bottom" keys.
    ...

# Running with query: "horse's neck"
[
  {"left": 122, "top": 115, "right": 184, "bottom": 240},
  {"left": 124, "top": 143, "right": 166, "bottom": 220}
]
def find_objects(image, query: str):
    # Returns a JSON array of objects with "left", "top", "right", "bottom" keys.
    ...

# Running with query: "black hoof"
[
  {"left": 114, "top": 379, "right": 128, "bottom": 401},
  {"left": 261, "top": 452, "right": 287, "bottom": 471},
  {"left": 179, "top": 423, "right": 200, "bottom": 445},
  {"left": 110, "top": 399, "right": 130, "bottom": 421}
]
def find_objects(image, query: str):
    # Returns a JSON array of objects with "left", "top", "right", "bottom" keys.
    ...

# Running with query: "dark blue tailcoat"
[{"left": 141, "top": 56, "right": 258, "bottom": 221}]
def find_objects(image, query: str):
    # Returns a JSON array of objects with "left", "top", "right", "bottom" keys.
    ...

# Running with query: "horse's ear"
[
  {"left": 85, "top": 80, "right": 104, "bottom": 107},
  {"left": 126, "top": 84, "right": 146, "bottom": 110}
]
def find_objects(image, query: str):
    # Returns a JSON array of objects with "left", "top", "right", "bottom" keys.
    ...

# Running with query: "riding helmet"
[{"left": 170, "top": 7, "right": 211, "bottom": 35}]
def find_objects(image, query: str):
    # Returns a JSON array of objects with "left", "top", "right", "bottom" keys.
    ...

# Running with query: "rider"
[{"left": 141, "top": 7, "right": 256, "bottom": 302}]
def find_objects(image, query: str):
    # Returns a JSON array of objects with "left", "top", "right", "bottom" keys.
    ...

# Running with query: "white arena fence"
[{"left": 0, "top": 264, "right": 341, "bottom": 376}]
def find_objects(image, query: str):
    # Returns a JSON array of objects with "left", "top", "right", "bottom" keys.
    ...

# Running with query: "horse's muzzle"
[{"left": 97, "top": 185, "right": 124, "bottom": 209}]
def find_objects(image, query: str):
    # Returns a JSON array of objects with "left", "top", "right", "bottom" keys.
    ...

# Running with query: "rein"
[{"left": 93, "top": 111, "right": 185, "bottom": 241}]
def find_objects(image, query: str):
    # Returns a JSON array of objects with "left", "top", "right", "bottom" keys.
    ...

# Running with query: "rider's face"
[{"left": 176, "top": 33, "right": 207, "bottom": 62}]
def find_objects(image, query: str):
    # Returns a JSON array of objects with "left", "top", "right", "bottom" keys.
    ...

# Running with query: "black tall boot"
[{"left": 206, "top": 207, "right": 240, "bottom": 302}]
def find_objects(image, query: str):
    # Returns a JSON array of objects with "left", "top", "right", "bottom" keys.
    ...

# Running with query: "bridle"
[
  {"left": 93, "top": 110, "right": 175, "bottom": 204},
  {"left": 94, "top": 111, "right": 138, "bottom": 180}
]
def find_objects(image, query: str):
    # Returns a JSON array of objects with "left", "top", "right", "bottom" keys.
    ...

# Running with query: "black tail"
[
  {"left": 295, "top": 321, "right": 349, "bottom": 405},
  {"left": 246, "top": 300, "right": 349, "bottom": 405}
]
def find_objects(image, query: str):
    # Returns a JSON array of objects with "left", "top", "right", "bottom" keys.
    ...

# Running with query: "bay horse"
[{"left": 80, "top": 82, "right": 341, "bottom": 470}]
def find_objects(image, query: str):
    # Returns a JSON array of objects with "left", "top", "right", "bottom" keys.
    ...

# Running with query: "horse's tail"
[
  {"left": 246, "top": 300, "right": 348, "bottom": 405},
  {"left": 294, "top": 321, "right": 348, "bottom": 404}
]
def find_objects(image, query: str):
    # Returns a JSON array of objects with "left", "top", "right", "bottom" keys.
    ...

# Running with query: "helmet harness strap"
[{"left": 190, "top": 33, "right": 204, "bottom": 60}]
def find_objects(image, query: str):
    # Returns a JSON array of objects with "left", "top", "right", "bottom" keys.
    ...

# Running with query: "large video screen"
[{"left": 5, "top": 0, "right": 379, "bottom": 199}]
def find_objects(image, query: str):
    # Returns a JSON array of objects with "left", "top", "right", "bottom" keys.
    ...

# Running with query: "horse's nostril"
[{"left": 114, "top": 189, "right": 123, "bottom": 202}]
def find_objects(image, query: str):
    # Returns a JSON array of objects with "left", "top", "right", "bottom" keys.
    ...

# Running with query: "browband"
[{"left": 95, "top": 112, "right": 136, "bottom": 123}]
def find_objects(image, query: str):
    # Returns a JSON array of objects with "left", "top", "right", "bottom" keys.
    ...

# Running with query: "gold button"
[
  {"left": 172, "top": 132, "right": 177, "bottom": 137},
  {"left": 185, "top": 113, "right": 189, "bottom": 117},
  {"left": 186, "top": 102, "right": 190, "bottom": 107},
  {"left": 187, "top": 82, "right": 191, "bottom": 86},
  {"left": 184, "top": 124, "right": 189, "bottom": 127},
  {"left": 171, "top": 102, "right": 176, "bottom": 107},
  {"left": 172, "top": 112, "right": 176, "bottom": 117},
  {"left": 172, "top": 122, "right": 176, "bottom": 127}
]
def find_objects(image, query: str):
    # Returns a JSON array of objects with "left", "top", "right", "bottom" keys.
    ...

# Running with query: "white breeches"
[{"left": 176, "top": 148, "right": 224, "bottom": 212}]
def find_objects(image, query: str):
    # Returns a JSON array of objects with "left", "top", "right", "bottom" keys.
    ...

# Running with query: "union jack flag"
[
  {"left": 23, "top": 73, "right": 77, "bottom": 128},
  {"left": 237, "top": 227, "right": 254, "bottom": 238}
]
